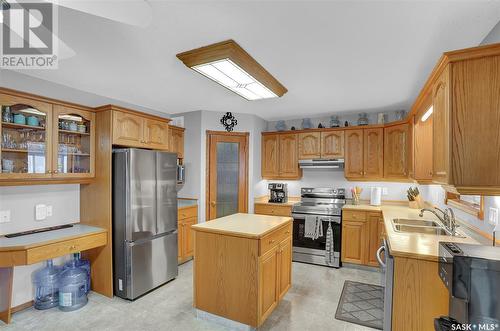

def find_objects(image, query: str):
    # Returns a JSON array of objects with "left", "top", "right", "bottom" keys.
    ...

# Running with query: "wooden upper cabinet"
[
  {"left": 278, "top": 133, "right": 301, "bottom": 179},
  {"left": 262, "top": 134, "right": 279, "bottom": 178},
  {"left": 321, "top": 131, "right": 344, "bottom": 158},
  {"left": 52, "top": 105, "right": 95, "bottom": 178},
  {"left": 414, "top": 98, "right": 433, "bottom": 182},
  {"left": 144, "top": 119, "right": 169, "bottom": 150},
  {"left": 384, "top": 123, "right": 410, "bottom": 179},
  {"left": 0, "top": 93, "right": 53, "bottom": 180},
  {"left": 344, "top": 129, "right": 364, "bottom": 178},
  {"left": 112, "top": 110, "right": 170, "bottom": 150},
  {"left": 298, "top": 132, "right": 320, "bottom": 159},
  {"left": 112, "top": 111, "right": 144, "bottom": 147},
  {"left": 363, "top": 128, "right": 384, "bottom": 179},
  {"left": 432, "top": 65, "right": 450, "bottom": 185},
  {"left": 169, "top": 126, "right": 185, "bottom": 159}
]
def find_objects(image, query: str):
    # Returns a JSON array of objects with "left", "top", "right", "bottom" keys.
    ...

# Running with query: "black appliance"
[
  {"left": 436, "top": 242, "right": 500, "bottom": 331},
  {"left": 291, "top": 188, "right": 345, "bottom": 268},
  {"left": 268, "top": 183, "right": 288, "bottom": 203}
]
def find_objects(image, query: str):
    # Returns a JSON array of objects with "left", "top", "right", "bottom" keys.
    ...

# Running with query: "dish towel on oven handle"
[
  {"left": 325, "top": 221, "right": 334, "bottom": 265},
  {"left": 304, "top": 215, "right": 323, "bottom": 240},
  {"left": 304, "top": 215, "right": 317, "bottom": 239}
]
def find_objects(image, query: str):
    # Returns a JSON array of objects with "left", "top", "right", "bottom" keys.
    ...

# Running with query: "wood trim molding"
[
  {"left": 176, "top": 40, "right": 287, "bottom": 97},
  {"left": 0, "top": 87, "right": 93, "bottom": 112},
  {"left": 206, "top": 130, "right": 249, "bottom": 137},
  {"left": 10, "top": 300, "right": 33, "bottom": 314},
  {"left": 407, "top": 42, "right": 500, "bottom": 120},
  {"left": 94, "top": 104, "right": 171, "bottom": 123}
]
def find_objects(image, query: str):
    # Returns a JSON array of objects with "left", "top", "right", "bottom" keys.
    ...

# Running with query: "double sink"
[{"left": 392, "top": 218, "right": 465, "bottom": 237}]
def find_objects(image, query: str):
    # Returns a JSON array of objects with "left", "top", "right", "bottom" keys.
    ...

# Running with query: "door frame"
[{"left": 205, "top": 130, "right": 249, "bottom": 221}]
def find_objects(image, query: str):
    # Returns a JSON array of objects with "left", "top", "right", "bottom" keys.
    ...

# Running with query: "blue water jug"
[
  {"left": 64, "top": 253, "right": 90, "bottom": 294},
  {"left": 58, "top": 259, "right": 88, "bottom": 311},
  {"left": 33, "top": 259, "right": 60, "bottom": 310}
]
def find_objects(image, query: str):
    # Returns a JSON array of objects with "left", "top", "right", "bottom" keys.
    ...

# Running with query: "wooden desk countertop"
[
  {"left": 191, "top": 213, "right": 291, "bottom": 239},
  {"left": 0, "top": 224, "right": 106, "bottom": 252}
]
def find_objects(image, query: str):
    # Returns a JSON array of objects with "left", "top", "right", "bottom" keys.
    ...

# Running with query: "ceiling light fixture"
[
  {"left": 176, "top": 40, "right": 287, "bottom": 101},
  {"left": 1, "top": 0, "right": 10, "bottom": 11},
  {"left": 421, "top": 106, "right": 433, "bottom": 122}
]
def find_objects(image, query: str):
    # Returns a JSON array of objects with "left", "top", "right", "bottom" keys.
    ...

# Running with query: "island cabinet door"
[
  {"left": 259, "top": 246, "right": 279, "bottom": 323},
  {"left": 278, "top": 237, "right": 292, "bottom": 300}
]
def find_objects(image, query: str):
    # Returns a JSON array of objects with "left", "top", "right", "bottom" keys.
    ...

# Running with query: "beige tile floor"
[{"left": 2, "top": 261, "right": 381, "bottom": 331}]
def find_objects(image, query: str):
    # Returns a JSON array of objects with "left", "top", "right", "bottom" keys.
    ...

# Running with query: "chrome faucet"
[{"left": 419, "top": 207, "right": 458, "bottom": 235}]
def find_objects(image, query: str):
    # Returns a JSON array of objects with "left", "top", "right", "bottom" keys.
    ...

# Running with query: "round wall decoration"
[{"left": 220, "top": 112, "right": 238, "bottom": 132}]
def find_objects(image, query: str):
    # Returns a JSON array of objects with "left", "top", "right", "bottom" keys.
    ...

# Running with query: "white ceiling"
[{"left": 15, "top": 1, "right": 500, "bottom": 120}]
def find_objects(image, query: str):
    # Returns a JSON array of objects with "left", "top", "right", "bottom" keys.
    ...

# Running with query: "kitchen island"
[{"left": 191, "top": 213, "right": 292, "bottom": 329}]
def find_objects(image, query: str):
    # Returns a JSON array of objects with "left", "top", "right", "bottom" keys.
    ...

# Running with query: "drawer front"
[
  {"left": 342, "top": 210, "right": 367, "bottom": 221},
  {"left": 26, "top": 232, "right": 107, "bottom": 264},
  {"left": 254, "top": 204, "right": 291, "bottom": 217},
  {"left": 178, "top": 206, "right": 197, "bottom": 220},
  {"left": 259, "top": 223, "right": 292, "bottom": 256}
]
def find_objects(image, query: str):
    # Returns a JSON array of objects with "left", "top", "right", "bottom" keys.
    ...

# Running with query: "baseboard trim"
[{"left": 11, "top": 301, "right": 33, "bottom": 314}]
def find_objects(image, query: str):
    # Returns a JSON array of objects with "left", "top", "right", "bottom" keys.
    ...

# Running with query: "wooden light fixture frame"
[{"left": 176, "top": 40, "right": 288, "bottom": 97}]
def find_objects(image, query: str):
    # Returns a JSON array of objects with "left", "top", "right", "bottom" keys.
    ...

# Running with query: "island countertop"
[{"left": 191, "top": 213, "right": 292, "bottom": 239}]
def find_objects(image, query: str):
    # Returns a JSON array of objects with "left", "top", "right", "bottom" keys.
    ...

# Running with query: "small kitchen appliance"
[
  {"left": 268, "top": 183, "right": 288, "bottom": 203},
  {"left": 436, "top": 242, "right": 500, "bottom": 330},
  {"left": 291, "top": 188, "right": 345, "bottom": 268}
]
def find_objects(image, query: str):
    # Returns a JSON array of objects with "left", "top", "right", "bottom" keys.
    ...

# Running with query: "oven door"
[{"left": 291, "top": 213, "right": 341, "bottom": 267}]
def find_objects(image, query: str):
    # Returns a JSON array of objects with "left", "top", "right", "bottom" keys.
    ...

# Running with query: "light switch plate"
[
  {"left": 46, "top": 205, "right": 53, "bottom": 217},
  {"left": 0, "top": 210, "right": 11, "bottom": 223},
  {"left": 488, "top": 207, "right": 499, "bottom": 226},
  {"left": 35, "top": 204, "right": 47, "bottom": 221}
]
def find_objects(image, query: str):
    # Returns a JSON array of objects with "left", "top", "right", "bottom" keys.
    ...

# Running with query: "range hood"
[{"left": 298, "top": 159, "right": 344, "bottom": 170}]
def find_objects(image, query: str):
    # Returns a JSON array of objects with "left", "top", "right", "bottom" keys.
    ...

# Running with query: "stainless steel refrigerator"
[{"left": 112, "top": 148, "right": 178, "bottom": 300}]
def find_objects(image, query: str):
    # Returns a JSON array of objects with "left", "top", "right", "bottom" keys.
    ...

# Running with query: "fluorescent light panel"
[
  {"left": 193, "top": 59, "right": 278, "bottom": 101},
  {"left": 421, "top": 106, "right": 433, "bottom": 122}
]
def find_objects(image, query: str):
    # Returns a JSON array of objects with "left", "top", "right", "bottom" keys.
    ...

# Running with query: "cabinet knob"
[
  {"left": 53, "top": 170, "right": 59, "bottom": 174},
  {"left": 285, "top": 231, "right": 290, "bottom": 234},
  {"left": 359, "top": 171, "right": 363, "bottom": 175},
  {"left": 69, "top": 245, "right": 76, "bottom": 250},
  {"left": 269, "top": 239, "right": 275, "bottom": 244},
  {"left": 210, "top": 201, "right": 216, "bottom": 207},
  {"left": 46, "top": 170, "right": 52, "bottom": 174}
]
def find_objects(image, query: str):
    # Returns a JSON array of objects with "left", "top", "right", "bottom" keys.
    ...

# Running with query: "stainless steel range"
[{"left": 291, "top": 188, "right": 345, "bottom": 268}]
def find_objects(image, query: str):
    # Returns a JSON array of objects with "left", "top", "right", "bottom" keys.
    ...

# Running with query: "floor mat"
[{"left": 335, "top": 280, "right": 384, "bottom": 330}]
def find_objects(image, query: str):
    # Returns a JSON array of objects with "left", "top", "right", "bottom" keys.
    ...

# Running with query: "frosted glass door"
[
  {"left": 207, "top": 132, "right": 248, "bottom": 221},
  {"left": 216, "top": 142, "right": 239, "bottom": 218}
]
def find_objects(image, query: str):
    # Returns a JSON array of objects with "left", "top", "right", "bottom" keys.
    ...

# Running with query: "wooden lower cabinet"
[
  {"left": 341, "top": 220, "right": 367, "bottom": 264},
  {"left": 193, "top": 222, "right": 292, "bottom": 328},
  {"left": 178, "top": 205, "right": 197, "bottom": 264},
  {"left": 259, "top": 246, "right": 279, "bottom": 321},
  {"left": 392, "top": 256, "right": 448, "bottom": 331},
  {"left": 341, "top": 210, "right": 383, "bottom": 266},
  {"left": 254, "top": 203, "right": 292, "bottom": 217}
]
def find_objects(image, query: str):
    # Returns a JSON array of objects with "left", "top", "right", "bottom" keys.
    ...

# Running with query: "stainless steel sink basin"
[
  {"left": 393, "top": 224, "right": 451, "bottom": 236},
  {"left": 393, "top": 218, "right": 441, "bottom": 227}
]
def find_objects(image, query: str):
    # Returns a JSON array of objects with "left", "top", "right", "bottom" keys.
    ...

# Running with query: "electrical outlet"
[
  {"left": 488, "top": 207, "right": 499, "bottom": 226},
  {"left": 35, "top": 204, "right": 47, "bottom": 221},
  {"left": 0, "top": 210, "right": 11, "bottom": 223},
  {"left": 382, "top": 187, "right": 388, "bottom": 195},
  {"left": 46, "top": 205, "right": 53, "bottom": 217}
]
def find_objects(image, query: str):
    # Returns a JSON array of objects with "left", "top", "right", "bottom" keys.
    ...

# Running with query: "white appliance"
[{"left": 370, "top": 187, "right": 382, "bottom": 206}]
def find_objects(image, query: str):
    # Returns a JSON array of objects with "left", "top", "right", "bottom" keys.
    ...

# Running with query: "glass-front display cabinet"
[
  {"left": 0, "top": 92, "right": 95, "bottom": 183},
  {"left": 52, "top": 105, "right": 95, "bottom": 178},
  {"left": 0, "top": 94, "right": 53, "bottom": 179}
]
